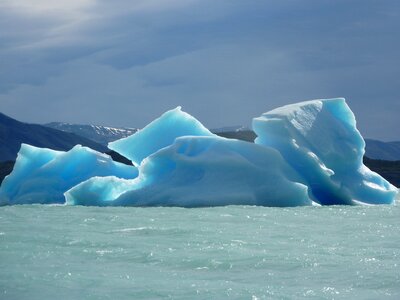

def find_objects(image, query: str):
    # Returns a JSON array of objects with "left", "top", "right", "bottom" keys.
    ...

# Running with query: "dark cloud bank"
[{"left": 0, "top": 0, "right": 399, "bottom": 140}]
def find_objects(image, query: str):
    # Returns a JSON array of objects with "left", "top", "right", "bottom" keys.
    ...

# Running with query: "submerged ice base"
[{"left": 0, "top": 98, "right": 397, "bottom": 206}]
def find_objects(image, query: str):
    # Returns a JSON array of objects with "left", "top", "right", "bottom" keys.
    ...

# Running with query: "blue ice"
[
  {"left": 66, "top": 136, "right": 311, "bottom": 207},
  {"left": 108, "top": 106, "right": 214, "bottom": 166},
  {"left": 253, "top": 98, "right": 398, "bottom": 205},
  {"left": 0, "top": 144, "right": 138, "bottom": 205},
  {"left": 1, "top": 98, "right": 397, "bottom": 206}
]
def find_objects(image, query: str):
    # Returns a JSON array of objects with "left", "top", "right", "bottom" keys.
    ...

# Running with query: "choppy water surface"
[{"left": 1, "top": 204, "right": 399, "bottom": 299}]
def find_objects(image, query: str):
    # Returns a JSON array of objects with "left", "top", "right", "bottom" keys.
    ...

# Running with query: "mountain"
[
  {"left": 43, "top": 122, "right": 400, "bottom": 161},
  {"left": 363, "top": 157, "right": 400, "bottom": 187},
  {"left": 1, "top": 118, "right": 400, "bottom": 187},
  {"left": 0, "top": 161, "right": 14, "bottom": 185},
  {"left": 215, "top": 130, "right": 256, "bottom": 142},
  {"left": 0, "top": 112, "right": 107, "bottom": 162},
  {"left": 364, "top": 139, "right": 400, "bottom": 161},
  {"left": 44, "top": 122, "right": 137, "bottom": 145},
  {"left": 215, "top": 129, "right": 400, "bottom": 161},
  {"left": 211, "top": 126, "right": 249, "bottom": 133}
]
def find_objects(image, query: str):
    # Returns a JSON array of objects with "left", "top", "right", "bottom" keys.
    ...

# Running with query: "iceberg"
[
  {"left": 66, "top": 136, "right": 312, "bottom": 207},
  {"left": 1, "top": 98, "right": 397, "bottom": 207},
  {"left": 0, "top": 144, "right": 138, "bottom": 205},
  {"left": 108, "top": 106, "right": 214, "bottom": 165},
  {"left": 253, "top": 98, "right": 398, "bottom": 205}
]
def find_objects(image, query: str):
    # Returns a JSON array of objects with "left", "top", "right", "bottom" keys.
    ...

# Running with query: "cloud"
[
  {"left": 0, "top": 42, "right": 348, "bottom": 130},
  {"left": 0, "top": 0, "right": 399, "bottom": 140}
]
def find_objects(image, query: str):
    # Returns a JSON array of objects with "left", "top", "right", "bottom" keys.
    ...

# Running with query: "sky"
[{"left": 0, "top": 0, "right": 399, "bottom": 141}]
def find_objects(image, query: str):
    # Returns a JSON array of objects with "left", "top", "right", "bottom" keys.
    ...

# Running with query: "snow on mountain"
[
  {"left": 45, "top": 123, "right": 400, "bottom": 160},
  {"left": 44, "top": 122, "right": 138, "bottom": 146},
  {"left": 0, "top": 112, "right": 107, "bottom": 162},
  {"left": 211, "top": 125, "right": 249, "bottom": 133}
]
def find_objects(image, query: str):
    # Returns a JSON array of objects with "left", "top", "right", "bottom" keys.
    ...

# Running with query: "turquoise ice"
[
  {"left": 66, "top": 136, "right": 311, "bottom": 207},
  {"left": 66, "top": 98, "right": 397, "bottom": 207},
  {"left": 0, "top": 144, "right": 138, "bottom": 205},
  {"left": 253, "top": 98, "right": 398, "bottom": 205},
  {"left": 108, "top": 106, "right": 214, "bottom": 166},
  {"left": 1, "top": 98, "right": 397, "bottom": 206}
]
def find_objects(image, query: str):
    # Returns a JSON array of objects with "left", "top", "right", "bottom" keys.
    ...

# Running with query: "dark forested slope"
[{"left": 0, "top": 112, "right": 107, "bottom": 162}]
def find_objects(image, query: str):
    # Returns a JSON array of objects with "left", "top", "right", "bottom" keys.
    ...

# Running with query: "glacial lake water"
[{"left": 1, "top": 204, "right": 399, "bottom": 299}]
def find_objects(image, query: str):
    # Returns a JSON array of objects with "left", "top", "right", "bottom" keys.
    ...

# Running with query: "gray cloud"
[{"left": 0, "top": 0, "right": 399, "bottom": 140}]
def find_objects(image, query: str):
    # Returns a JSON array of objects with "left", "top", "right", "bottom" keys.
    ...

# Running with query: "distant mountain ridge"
[
  {"left": 363, "top": 139, "right": 400, "bottom": 161},
  {"left": 214, "top": 129, "right": 400, "bottom": 161},
  {"left": 42, "top": 123, "right": 400, "bottom": 161},
  {"left": 0, "top": 117, "right": 400, "bottom": 187},
  {"left": 0, "top": 112, "right": 107, "bottom": 162},
  {"left": 211, "top": 126, "right": 249, "bottom": 133},
  {"left": 2, "top": 111, "right": 399, "bottom": 163},
  {"left": 215, "top": 129, "right": 257, "bottom": 143},
  {"left": 44, "top": 122, "right": 137, "bottom": 145}
]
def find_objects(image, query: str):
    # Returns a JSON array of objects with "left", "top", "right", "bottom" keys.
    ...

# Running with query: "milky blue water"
[{"left": 1, "top": 204, "right": 399, "bottom": 299}]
